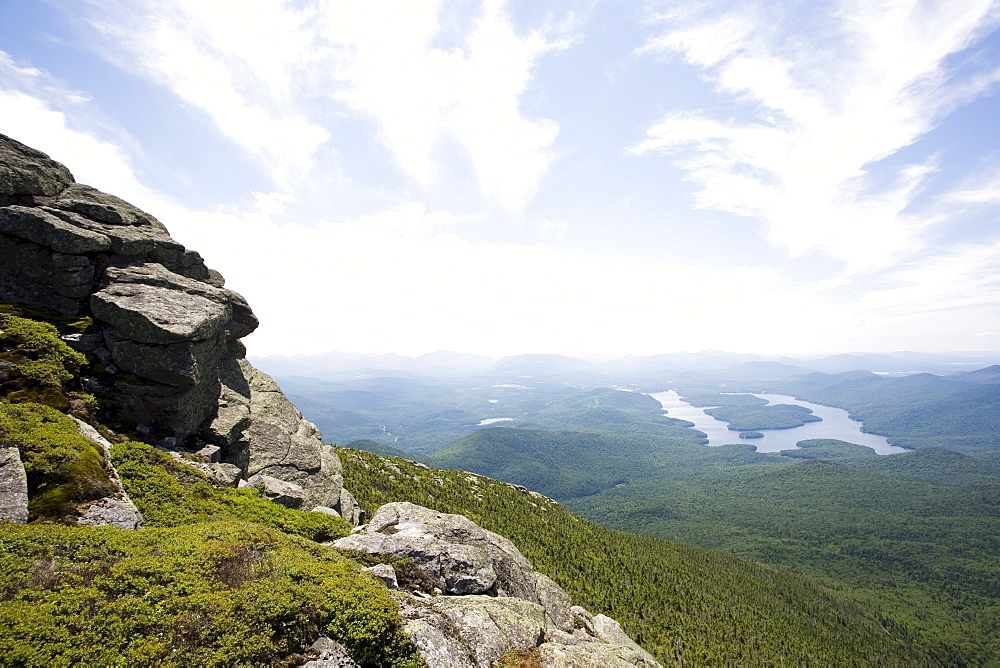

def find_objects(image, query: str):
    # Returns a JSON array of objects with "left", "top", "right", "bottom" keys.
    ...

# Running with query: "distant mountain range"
[{"left": 252, "top": 348, "right": 1000, "bottom": 383}]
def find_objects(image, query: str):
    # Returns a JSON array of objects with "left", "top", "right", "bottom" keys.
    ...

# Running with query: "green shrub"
[
  {"left": 0, "top": 312, "right": 88, "bottom": 411},
  {"left": 0, "top": 301, "right": 93, "bottom": 335},
  {"left": 110, "top": 440, "right": 352, "bottom": 542},
  {"left": 0, "top": 402, "right": 115, "bottom": 521},
  {"left": 0, "top": 522, "right": 421, "bottom": 667}
]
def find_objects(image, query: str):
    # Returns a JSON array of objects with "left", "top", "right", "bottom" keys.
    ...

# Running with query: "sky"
[{"left": 1, "top": 0, "right": 1000, "bottom": 358}]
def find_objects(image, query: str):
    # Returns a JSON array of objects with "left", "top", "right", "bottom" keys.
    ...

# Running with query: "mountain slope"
[{"left": 339, "top": 446, "right": 929, "bottom": 666}]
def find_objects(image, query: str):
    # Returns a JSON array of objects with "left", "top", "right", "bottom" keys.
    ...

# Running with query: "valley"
[{"left": 256, "top": 351, "right": 1000, "bottom": 664}]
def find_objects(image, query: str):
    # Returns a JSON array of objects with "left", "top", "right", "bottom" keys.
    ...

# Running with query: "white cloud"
[
  {"left": 325, "top": 0, "right": 567, "bottom": 212},
  {"left": 2, "top": 71, "right": 994, "bottom": 358},
  {"left": 163, "top": 195, "right": 1000, "bottom": 357},
  {"left": 70, "top": 0, "right": 567, "bottom": 210},
  {"left": 0, "top": 57, "right": 160, "bottom": 210},
  {"left": 252, "top": 191, "right": 295, "bottom": 216},
  {"left": 944, "top": 165, "right": 1000, "bottom": 205},
  {"left": 634, "top": 0, "right": 1000, "bottom": 271},
  {"left": 75, "top": 0, "right": 331, "bottom": 187},
  {"left": 853, "top": 242, "right": 1000, "bottom": 317},
  {"left": 538, "top": 219, "right": 569, "bottom": 239}
]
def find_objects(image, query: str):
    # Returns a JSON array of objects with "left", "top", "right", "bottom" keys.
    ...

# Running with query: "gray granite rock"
[
  {"left": 91, "top": 264, "right": 236, "bottom": 345},
  {"left": 398, "top": 595, "right": 549, "bottom": 668},
  {"left": 334, "top": 502, "right": 574, "bottom": 630},
  {"left": 336, "top": 486, "right": 364, "bottom": 525},
  {"left": 70, "top": 417, "right": 143, "bottom": 529},
  {"left": 104, "top": 327, "right": 226, "bottom": 388},
  {"left": 535, "top": 640, "right": 662, "bottom": 667},
  {"left": 231, "top": 361, "right": 343, "bottom": 509},
  {"left": 77, "top": 497, "right": 143, "bottom": 529},
  {"left": 210, "top": 462, "right": 242, "bottom": 486},
  {"left": 245, "top": 474, "right": 307, "bottom": 508},
  {"left": 193, "top": 444, "right": 222, "bottom": 463},
  {"left": 0, "top": 235, "right": 83, "bottom": 313},
  {"left": 0, "top": 445, "right": 28, "bottom": 524},
  {"left": 363, "top": 563, "right": 399, "bottom": 590},
  {"left": 399, "top": 592, "right": 661, "bottom": 668},
  {"left": 0, "top": 133, "right": 74, "bottom": 198},
  {"left": 0, "top": 205, "right": 111, "bottom": 253},
  {"left": 302, "top": 637, "right": 358, "bottom": 667},
  {"left": 0, "top": 132, "right": 351, "bottom": 538}
]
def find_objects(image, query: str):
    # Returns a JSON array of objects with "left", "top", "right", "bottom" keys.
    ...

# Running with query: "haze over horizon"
[{"left": 2, "top": 1, "right": 1000, "bottom": 358}]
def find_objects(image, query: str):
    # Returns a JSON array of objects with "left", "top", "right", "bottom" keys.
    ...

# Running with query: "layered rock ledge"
[{"left": 0, "top": 134, "right": 351, "bottom": 514}]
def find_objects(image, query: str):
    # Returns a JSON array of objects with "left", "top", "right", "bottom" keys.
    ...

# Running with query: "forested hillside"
[
  {"left": 426, "top": 381, "right": 1000, "bottom": 664},
  {"left": 339, "top": 446, "right": 929, "bottom": 665},
  {"left": 777, "top": 370, "right": 1000, "bottom": 454}
]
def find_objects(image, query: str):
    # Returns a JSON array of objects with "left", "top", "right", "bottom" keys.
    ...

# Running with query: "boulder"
[
  {"left": 302, "top": 637, "right": 358, "bottom": 667},
  {"left": 0, "top": 133, "right": 74, "bottom": 199},
  {"left": 334, "top": 502, "right": 573, "bottom": 630},
  {"left": 226, "top": 360, "right": 342, "bottom": 509},
  {"left": 362, "top": 563, "right": 399, "bottom": 590},
  {"left": 399, "top": 595, "right": 550, "bottom": 668},
  {"left": 535, "top": 640, "right": 662, "bottom": 667},
  {"left": 245, "top": 474, "right": 307, "bottom": 509},
  {"left": 398, "top": 594, "right": 661, "bottom": 668},
  {"left": 193, "top": 444, "right": 222, "bottom": 463},
  {"left": 335, "top": 487, "right": 364, "bottom": 525},
  {"left": 113, "top": 368, "right": 223, "bottom": 439},
  {"left": 0, "top": 445, "right": 28, "bottom": 524},
  {"left": 210, "top": 462, "right": 242, "bottom": 486},
  {"left": 77, "top": 497, "right": 143, "bottom": 530},
  {"left": 91, "top": 263, "right": 240, "bottom": 345},
  {"left": 0, "top": 235, "right": 87, "bottom": 313},
  {"left": 103, "top": 328, "right": 227, "bottom": 388},
  {"left": 0, "top": 205, "right": 111, "bottom": 253},
  {"left": 335, "top": 503, "right": 660, "bottom": 667}
]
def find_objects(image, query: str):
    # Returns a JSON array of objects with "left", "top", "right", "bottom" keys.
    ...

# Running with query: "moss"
[
  {"left": 5, "top": 386, "right": 70, "bottom": 411},
  {"left": 0, "top": 315, "right": 86, "bottom": 368},
  {"left": 0, "top": 402, "right": 115, "bottom": 522},
  {"left": 29, "top": 445, "right": 115, "bottom": 519}
]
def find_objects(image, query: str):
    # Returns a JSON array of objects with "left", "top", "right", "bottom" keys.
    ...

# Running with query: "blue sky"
[{"left": 2, "top": 0, "right": 1000, "bottom": 358}]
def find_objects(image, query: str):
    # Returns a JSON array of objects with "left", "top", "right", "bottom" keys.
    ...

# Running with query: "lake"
[{"left": 650, "top": 390, "right": 910, "bottom": 455}]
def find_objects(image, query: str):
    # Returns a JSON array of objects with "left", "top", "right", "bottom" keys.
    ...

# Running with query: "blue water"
[{"left": 651, "top": 390, "right": 910, "bottom": 455}]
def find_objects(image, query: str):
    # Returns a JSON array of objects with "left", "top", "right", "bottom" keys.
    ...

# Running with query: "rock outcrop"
[
  {"left": 336, "top": 502, "right": 661, "bottom": 667},
  {"left": 0, "top": 134, "right": 344, "bottom": 512}
]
